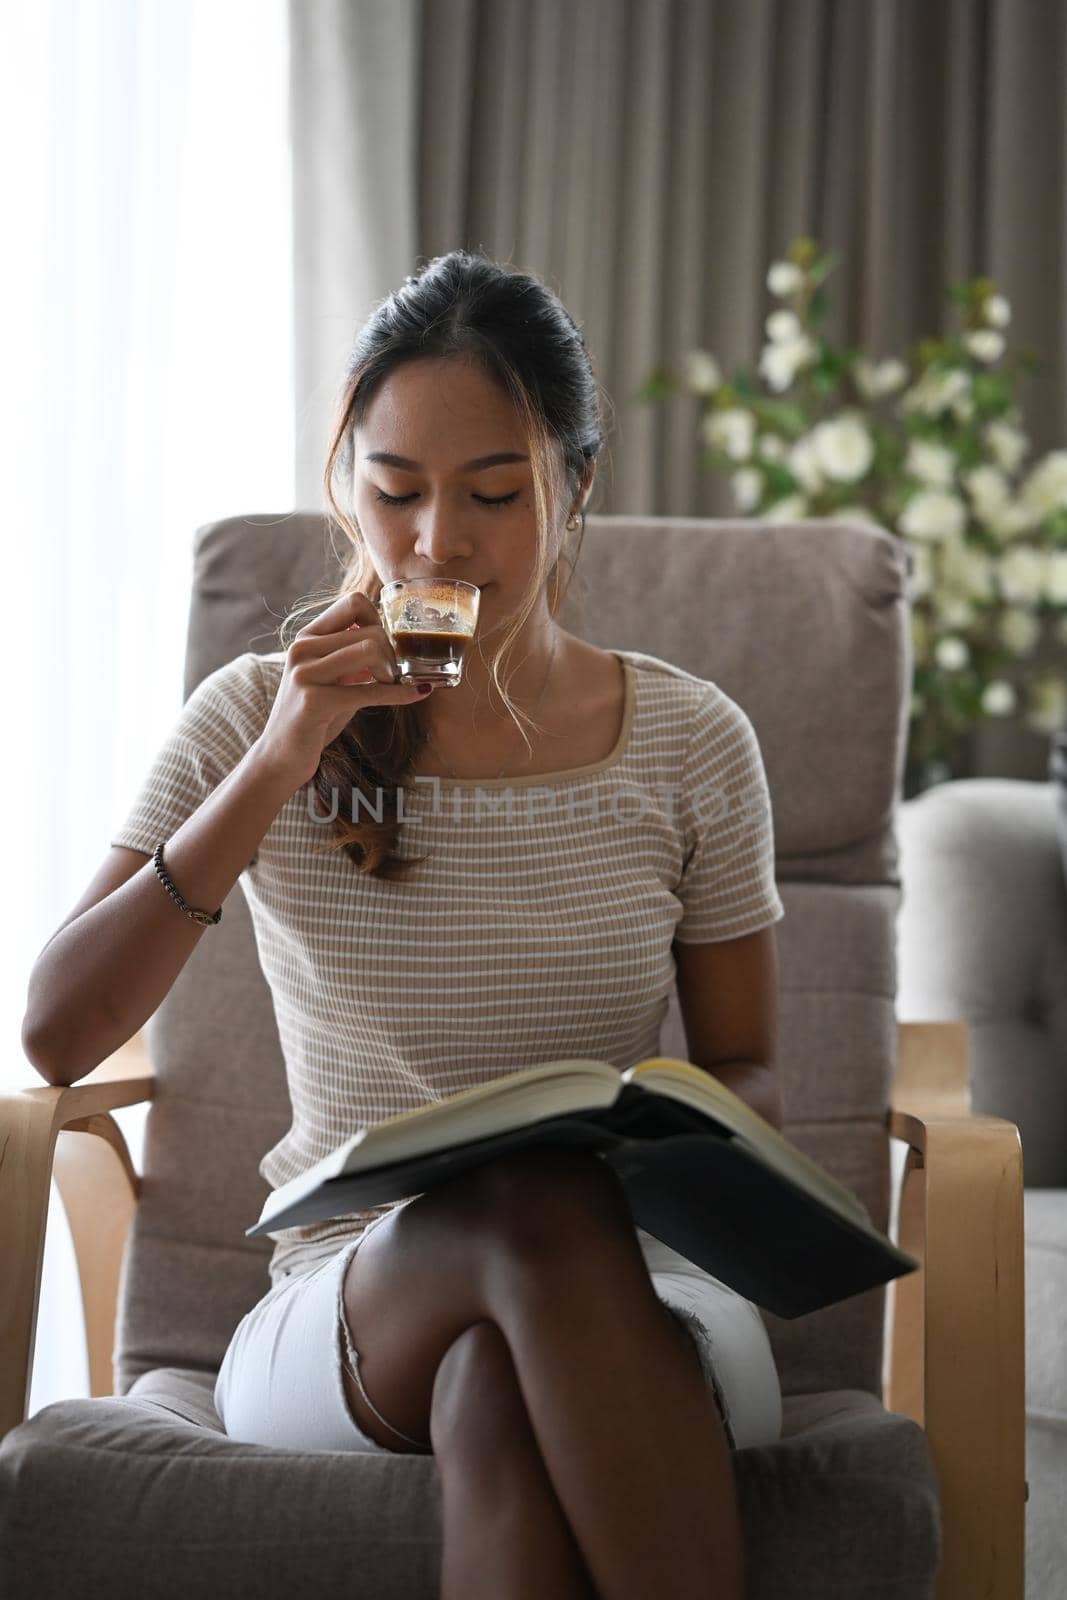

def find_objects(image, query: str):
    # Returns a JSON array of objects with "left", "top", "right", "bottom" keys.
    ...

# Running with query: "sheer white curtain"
[{"left": 2, "top": 0, "right": 293, "bottom": 1416}]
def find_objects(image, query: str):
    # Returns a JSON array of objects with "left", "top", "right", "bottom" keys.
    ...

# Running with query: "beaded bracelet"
[{"left": 152, "top": 842, "right": 223, "bottom": 927}]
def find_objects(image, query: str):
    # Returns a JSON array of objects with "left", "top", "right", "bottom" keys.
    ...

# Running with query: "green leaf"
[
  {"left": 787, "top": 236, "right": 820, "bottom": 269},
  {"left": 633, "top": 370, "right": 676, "bottom": 404},
  {"left": 763, "top": 461, "right": 798, "bottom": 497},
  {"left": 751, "top": 399, "right": 807, "bottom": 436},
  {"left": 810, "top": 367, "right": 840, "bottom": 397},
  {"left": 808, "top": 251, "right": 843, "bottom": 288},
  {"left": 972, "top": 372, "right": 1013, "bottom": 415}
]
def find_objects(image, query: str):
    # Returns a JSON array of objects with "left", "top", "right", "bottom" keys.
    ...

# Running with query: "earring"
[{"left": 566, "top": 512, "right": 581, "bottom": 531}]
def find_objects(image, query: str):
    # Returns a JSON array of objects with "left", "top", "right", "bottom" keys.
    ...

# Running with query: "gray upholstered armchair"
[
  {"left": 897, "top": 771, "right": 1066, "bottom": 1599},
  {"left": 1, "top": 514, "right": 1025, "bottom": 1598}
]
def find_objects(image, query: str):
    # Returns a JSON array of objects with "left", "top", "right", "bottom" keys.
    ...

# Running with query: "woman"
[{"left": 24, "top": 251, "right": 786, "bottom": 1600}]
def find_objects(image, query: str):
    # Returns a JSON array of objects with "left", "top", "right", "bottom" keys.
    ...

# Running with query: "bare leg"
[
  {"left": 482, "top": 1152, "right": 745, "bottom": 1600},
  {"left": 340, "top": 1148, "right": 744, "bottom": 1599},
  {"left": 431, "top": 1321, "right": 597, "bottom": 1600}
]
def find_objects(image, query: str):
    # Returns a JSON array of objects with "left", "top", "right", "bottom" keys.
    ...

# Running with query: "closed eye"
[{"left": 373, "top": 488, "right": 520, "bottom": 510}]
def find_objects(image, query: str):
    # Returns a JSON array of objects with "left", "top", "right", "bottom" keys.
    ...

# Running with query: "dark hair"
[{"left": 278, "top": 249, "right": 609, "bottom": 880}]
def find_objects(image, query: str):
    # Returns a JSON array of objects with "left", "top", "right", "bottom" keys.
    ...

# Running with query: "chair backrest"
[
  {"left": 114, "top": 512, "right": 912, "bottom": 1403},
  {"left": 896, "top": 776, "right": 1067, "bottom": 1186}
]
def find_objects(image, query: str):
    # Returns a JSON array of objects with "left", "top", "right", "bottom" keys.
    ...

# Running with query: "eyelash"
[{"left": 373, "top": 488, "right": 520, "bottom": 511}]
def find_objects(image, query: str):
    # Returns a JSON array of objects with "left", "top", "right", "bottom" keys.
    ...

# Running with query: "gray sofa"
[
  {"left": 897, "top": 768, "right": 1067, "bottom": 1600},
  {"left": 0, "top": 514, "right": 1026, "bottom": 1597}
]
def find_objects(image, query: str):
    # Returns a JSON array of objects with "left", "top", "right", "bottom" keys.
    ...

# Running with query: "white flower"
[
  {"left": 1027, "top": 675, "right": 1067, "bottom": 735},
  {"left": 765, "top": 309, "right": 803, "bottom": 343},
  {"left": 940, "top": 540, "right": 998, "bottom": 608},
  {"left": 963, "top": 463, "right": 1011, "bottom": 527},
  {"left": 905, "top": 439, "right": 957, "bottom": 488},
  {"left": 767, "top": 261, "right": 804, "bottom": 296},
  {"left": 986, "top": 499, "right": 1040, "bottom": 543},
  {"left": 898, "top": 489, "right": 967, "bottom": 542},
  {"left": 852, "top": 357, "right": 909, "bottom": 400},
  {"left": 998, "top": 606, "right": 1041, "bottom": 656},
  {"left": 827, "top": 505, "right": 880, "bottom": 526},
  {"left": 984, "top": 418, "right": 1029, "bottom": 475},
  {"left": 996, "top": 545, "right": 1048, "bottom": 604},
  {"left": 702, "top": 407, "right": 756, "bottom": 461},
  {"left": 732, "top": 468, "right": 764, "bottom": 512},
  {"left": 981, "top": 680, "right": 1017, "bottom": 715},
  {"left": 1047, "top": 551, "right": 1067, "bottom": 605},
  {"left": 940, "top": 535, "right": 995, "bottom": 601},
  {"left": 983, "top": 295, "right": 1012, "bottom": 328},
  {"left": 810, "top": 414, "right": 875, "bottom": 482},
  {"left": 964, "top": 329, "right": 1005, "bottom": 363},
  {"left": 900, "top": 367, "right": 973, "bottom": 421},
  {"left": 1019, "top": 450, "right": 1067, "bottom": 521},
  {"left": 906, "top": 542, "right": 936, "bottom": 600},
  {"left": 937, "top": 594, "right": 976, "bottom": 629},
  {"left": 787, "top": 435, "right": 824, "bottom": 493},
  {"left": 757, "top": 433, "right": 788, "bottom": 462},
  {"left": 935, "top": 635, "right": 970, "bottom": 671},
  {"left": 683, "top": 349, "right": 722, "bottom": 395},
  {"left": 759, "top": 333, "right": 817, "bottom": 392},
  {"left": 755, "top": 493, "right": 808, "bottom": 522}
]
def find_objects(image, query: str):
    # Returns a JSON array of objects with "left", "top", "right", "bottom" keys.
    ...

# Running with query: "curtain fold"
[
  {"left": 289, "top": 0, "right": 1067, "bottom": 775},
  {"left": 290, "top": 0, "right": 1067, "bottom": 495}
]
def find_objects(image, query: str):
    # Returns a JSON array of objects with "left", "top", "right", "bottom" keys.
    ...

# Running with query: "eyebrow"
[{"left": 363, "top": 450, "right": 529, "bottom": 473}]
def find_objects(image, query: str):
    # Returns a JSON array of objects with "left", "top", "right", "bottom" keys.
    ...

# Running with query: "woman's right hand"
[{"left": 253, "top": 589, "right": 432, "bottom": 790}]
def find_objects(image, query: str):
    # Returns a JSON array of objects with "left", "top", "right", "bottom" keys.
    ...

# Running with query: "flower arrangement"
[{"left": 640, "top": 236, "right": 1067, "bottom": 789}]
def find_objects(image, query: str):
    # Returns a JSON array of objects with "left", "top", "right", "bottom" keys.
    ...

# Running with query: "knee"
[
  {"left": 430, "top": 1321, "right": 521, "bottom": 1456},
  {"left": 473, "top": 1145, "right": 633, "bottom": 1260}
]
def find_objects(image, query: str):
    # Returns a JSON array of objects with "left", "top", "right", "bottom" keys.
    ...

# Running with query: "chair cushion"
[{"left": 0, "top": 1373, "right": 939, "bottom": 1599}]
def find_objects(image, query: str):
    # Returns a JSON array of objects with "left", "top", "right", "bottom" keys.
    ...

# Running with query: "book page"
[
  {"left": 339, "top": 1059, "right": 622, "bottom": 1174},
  {"left": 625, "top": 1058, "right": 869, "bottom": 1226}
]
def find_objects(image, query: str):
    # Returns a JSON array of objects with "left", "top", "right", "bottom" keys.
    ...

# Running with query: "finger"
[
  {"left": 299, "top": 589, "right": 379, "bottom": 636},
  {"left": 336, "top": 676, "right": 432, "bottom": 697}
]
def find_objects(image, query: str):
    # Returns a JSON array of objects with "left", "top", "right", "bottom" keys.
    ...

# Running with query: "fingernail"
[{"left": 416, "top": 683, "right": 433, "bottom": 695}]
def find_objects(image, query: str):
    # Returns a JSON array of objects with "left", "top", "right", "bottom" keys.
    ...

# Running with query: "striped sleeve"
[
  {"left": 673, "top": 685, "right": 785, "bottom": 944},
  {"left": 109, "top": 652, "right": 271, "bottom": 856}
]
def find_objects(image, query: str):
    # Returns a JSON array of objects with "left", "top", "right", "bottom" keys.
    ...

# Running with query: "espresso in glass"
[{"left": 378, "top": 578, "right": 481, "bottom": 688}]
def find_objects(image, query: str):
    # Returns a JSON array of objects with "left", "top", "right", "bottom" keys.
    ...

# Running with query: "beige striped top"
[{"left": 110, "top": 646, "right": 785, "bottom": 1286}]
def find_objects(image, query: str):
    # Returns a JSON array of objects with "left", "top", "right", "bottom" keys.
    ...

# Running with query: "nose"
[{"left": 412, "top": 498, "right": 476, "bottom": 569}]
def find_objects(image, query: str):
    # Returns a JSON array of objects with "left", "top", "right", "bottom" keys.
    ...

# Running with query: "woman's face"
[{"left": 353, "top": 356, "right": 585, "bottom": 622}]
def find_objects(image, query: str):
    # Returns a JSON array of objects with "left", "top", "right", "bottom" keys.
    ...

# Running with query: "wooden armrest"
[
  {"left": 887, "top": 1021, "right": 1025, "bottom": 1600},
  {"left": 0, "top": 1035, "right": 156, "bottom": 1441}
]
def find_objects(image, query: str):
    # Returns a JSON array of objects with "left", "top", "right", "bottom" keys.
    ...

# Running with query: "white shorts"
[{"left": 214, "top": 1209, "right": 783, "bottom": 1455}]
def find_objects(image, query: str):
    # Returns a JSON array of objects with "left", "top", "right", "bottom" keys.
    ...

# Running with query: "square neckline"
[{"left": 415, "top": 650, "right": 635, "bottom": 788}]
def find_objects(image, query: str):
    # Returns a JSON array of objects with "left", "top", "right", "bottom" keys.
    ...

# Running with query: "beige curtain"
[{"left": 289, "top": 0, "right": 1067, "bottom": 778}]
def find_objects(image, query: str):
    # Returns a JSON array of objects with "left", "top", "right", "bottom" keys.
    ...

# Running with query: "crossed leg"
[
  {"left": 431, "top": 1320, "right": 598, "bottom": 1598},
  {"left": 341, "top": 1146, "right": 745, "bottom": 1600}
]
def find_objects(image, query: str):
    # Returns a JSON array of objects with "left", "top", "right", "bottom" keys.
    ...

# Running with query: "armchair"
[
  {"left": 0, "top": 514, "right": 1026, "bottom": 1598},
  {"left": 897, "top": 772, "right": 1064, "bottom": 1598}
]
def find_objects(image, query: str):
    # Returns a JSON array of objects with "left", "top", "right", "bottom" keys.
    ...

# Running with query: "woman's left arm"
[{"left": 671, "top": 926, "right": 784, "bottom": 1132}]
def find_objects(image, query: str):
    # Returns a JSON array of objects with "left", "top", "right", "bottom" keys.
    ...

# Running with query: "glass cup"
[{"left": 377, "top": 578, "right": 481, "bottom": 689}]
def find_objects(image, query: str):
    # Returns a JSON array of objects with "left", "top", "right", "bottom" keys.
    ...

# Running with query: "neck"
[{"left": 423, "top": 619, "right": 561, "bottom": 731}]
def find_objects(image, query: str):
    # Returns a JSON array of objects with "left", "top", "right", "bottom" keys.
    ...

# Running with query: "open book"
[{"left": 246, "top": 1056, "right": 918, "bottom": 1319}]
